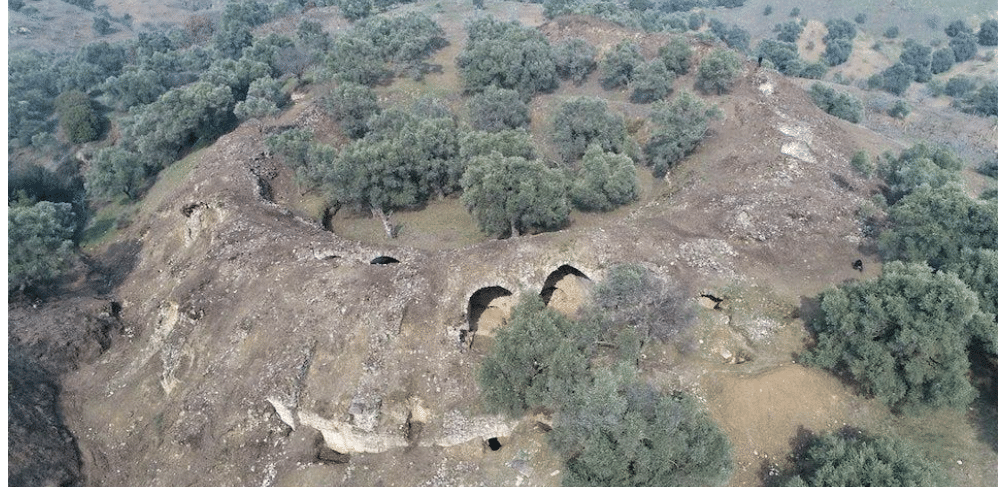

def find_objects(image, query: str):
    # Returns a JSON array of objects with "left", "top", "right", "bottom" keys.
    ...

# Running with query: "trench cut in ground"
[{"left": 540, "top": 265, "right": 592, "bottom": 316}]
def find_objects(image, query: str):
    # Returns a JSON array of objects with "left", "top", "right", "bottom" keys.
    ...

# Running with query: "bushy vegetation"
[
  {"left": 54, "top": 90, "right": 103, "bottom": 143},
  {"left": 570, "top": 144, "right": 639, "bottom": 212},
  {"left": 778, "top": 430, "right": 948, "bottom": 486},
  {"left": 551, "top": 97, "right": 630, "bottom": 163},
  {"left": 808, "top": 83, "right": 862, "bottom": 123},
  {"left": 802, "top": 261, "right": 986, "bottom": 412},
  {"left": 696, "top": 49, "right": 741, "bottom": 95},
  {"left": 478, "top": 265, "right": 732, "bottom": 487},
  {"left": 644, "top": 91, "right": 721, "bottom": 176},
  {"left": 899, "top": 39, "right": 932, "bottom": 82},
  {"left": 658, "top": 37, "right": 693, "bottom": 75},
  {"left": 553, "top": 38, "right": 598, "bottom": 84},
  {"left": 977, "top": 19, "right": 997, "bottom": 46},
  {"left": 467, "top": 87, "right": 530, "bottom": 132},
  {"left": 629, "top": 60, "right": 673, "bottom": 103},
  {"left": 877, "top": 143, "right": 963, "bottom": 203},
  {"left": 887, "top": 100, "right": 910, "bottom": 119},
  {"left": 456, "top": 17, "right": 558, "bottom": 97},
  {"left": 708, "top": 18, "right": 750, "bottom": 51},
  {"left": 322, "top": 83, "right": 380, "bottom": 138},
  {"left": 458, "top": 129, "right": 537, "bottom": 160},
  {"left": 9, "top": 201, "right": 77, "bottom": 294},
  {"left": 599, "top": 40, "right": 645, "bottom": 90},
  {"left": 461, "top": 153, "right": 570, "bottom": 238}
]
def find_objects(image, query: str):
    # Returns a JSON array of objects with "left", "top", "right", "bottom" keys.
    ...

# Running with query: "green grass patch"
[{"left": 80, "top": 149, "right": 204, "bottom": 252}]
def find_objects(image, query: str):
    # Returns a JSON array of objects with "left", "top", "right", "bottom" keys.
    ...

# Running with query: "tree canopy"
[
  {"left": 780, "top": 430, "right": 948, "bottom": 487},
  {"left": 456, "top": 17, "right": 558, "bottom": 97},
  {"left": 696, "top": 49, "right": 741, "bottom": 95},
  {"left": 461, "top": 153, "right": 570, "bottom": 238},
  {"left": 9, "top": 201, "right": 77, "bottom": 294},
  {"left": 552, "top": 97, "right": 630, "bottom": 163},
  {"left": 802, "top": 261, "right": 988, "bottom": 412},
  {"left": 570, "top": 144, "right": 639, "bottom": 212},
  {"left": 644, "top": 91, "right": 721, "bottom": 176}
]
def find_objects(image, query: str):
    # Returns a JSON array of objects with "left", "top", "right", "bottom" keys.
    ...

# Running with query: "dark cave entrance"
[
  {"left": 466, "top": 286, "right": 514, "bottom": 333},
  {"left": 370, "top": 256, "right": 400, "bottom": 265},
  {"left": 487, "top": 437, "right": 502, "bottom": 451},
  {"left": 540, "top": 265, "right": 590, "bottom": 306}
]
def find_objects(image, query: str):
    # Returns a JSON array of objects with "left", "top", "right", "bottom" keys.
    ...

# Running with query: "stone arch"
[
  {"left": 540, "top": 265, "right": 592, "bottom": 315},
  {"left": 467, "top": 286, "right": 515, "bottom": 334}
]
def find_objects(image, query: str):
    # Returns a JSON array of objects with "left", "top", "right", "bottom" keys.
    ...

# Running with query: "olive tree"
[
  {"left": 461, "top": 153, "right": 570, "bottom": 238},
  {"left": 553, "top": 38, "right": 598, "bottom": 84},
  {"left": 551, "top": 97, "right": 629, "bottom": 163},
  {"left": 696, "top": 49, "right": 741, "bottom": 95},
  {"left": 550, "top": 366, "right": 733, "bottom": 487},
  {"left": 802, "top": 261, "right": 989, "bottom": 412},
  {"left": 780, "top": 430, "right": 947, "bottom": 487},
  {"left": 644, "top": 91, "right": 721, "bottom": 176},
  {"left": 9, "top": 201, "right": 77, "bottom": 294},
  {"left": 570, "top": 144, "right": 639, "bottom": 212},
  {"left": 599, "top": 40, "right": 644, "bottom": 90},
  {"left": 467, "top": 87, "right": 530, "bottom": 132}
]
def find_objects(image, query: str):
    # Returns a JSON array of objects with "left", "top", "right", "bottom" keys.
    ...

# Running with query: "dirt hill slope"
[{"left": 49, "top": 9, "right": 996, "bottom": 487}]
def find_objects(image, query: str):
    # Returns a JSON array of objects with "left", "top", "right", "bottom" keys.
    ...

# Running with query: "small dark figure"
[
  {"left": 852, "top": 259, "right": 864, "bottom": 272},
  {"left": 757, "top": 55, "right": 763, "bottom": 67}
]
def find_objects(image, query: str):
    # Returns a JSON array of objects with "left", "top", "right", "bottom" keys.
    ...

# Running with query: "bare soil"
[{"left": 10, "top": 2, "right": 997, "bottom": 486}]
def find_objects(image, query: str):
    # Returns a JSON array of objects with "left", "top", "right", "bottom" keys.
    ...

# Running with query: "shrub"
[
  {"left": 688, "top": 12, "right": 703, "bottom": 30},
  {"left": 658, "top": 37, "right": 693, "bottom": 75},
  {"left": 899, "top": 39, "right": 932, "bottom": 82},
  {"left": 780, "top": 430, "right": 948, "bottom": 486},
  {"left": 461, "top": 153, "right": 570, "bottom": 238},
  {"left": 9, "top": 201, "right": 77, "bottom": 294},
  {"left": 943, "top": 75, "right": 977, "bottom": 97},
  {"left": 878, "top": 143, "right": 963, "bottom": 203},
  {"left": 599, "top": 40, "right": 644, "bottom": 89},
  {"left": 570, "top": 144, "right": 638, "bottom": 212},
  {"left": 880, "top": 63, "right": 914, "bottom": 95},
  {"left": 789, "top": 7, "right": 799, "bottom": 17},
  {"left": 802, "top": 261, "right": 986, "bottom": 412},
  {"left": 883, "top": 26, "right": 899, "bottom": 39},
  {"left": 762, "top": 5, "right": 771, "bottom": 15},
  {"left": 822, "top": 38, "right": 853, "bottom": 66},
  {"left": 337, "top": 0, "right": 372, "bottom": 21},
  {"left": 775, "top": 20, "right": 803, "bottom": 42},
  {"left": 976, "top": 159, "right": 997, "bottom": 179},
  {"left": 850, "top": 150, "right": 873, "bottom": 178},
  {"left": 696, "top": 49, "right": 741, "bottom": 95},
  {"left": 322, "top": 83, "right": 379, "bottom": 138},
  {"left": 978, "top": 19, "right": 997, "bottom": 46},
  {"left": 553, "top": 38, "right": 597, "bottom": 84},
  {"left": 85, "top": 147, "right": 150, "bottom": 200},
  {"left": 54, "top": 90, "right": 102, "bottom": 143},
  {"left": 887, "top": 99, "right": 910, "bottom": 119},
  {"left": 959, "top": 83, "right": 997, "bottom": 116},
  {"left": 644, "top": 91, "right": 721, "bottom": 176},
  {"left": 823, "top": 18, "right": 857, "bottom": 42},
  {"left": 945, "top": 19, "right": 972, "bottom": 37},
  {"left": 550, "top": 367, "right": 733, "bottom": 487},
  {"left": 468, "top": 87, "right": 530, "bottom": 132},
  {"left": 551, "top": 97, "right": 629, "bottom": 163},
  {"left": 808, "top": 83, "right": 862, "bottom": 123},
  {"left": 930, "top": 48, "right": 954, "bottom": 74},
  {"left": 950, "top": 32, "right": 978, "bottom": 62},
  {"left": 630, "top": 60, "right": 673, "bottom": 103},
  {"left": 92, "top": 16, "right": 112, "bottom": 35},
  {"left": 854, "top": 12, "right": 867, "bottom": 24}
]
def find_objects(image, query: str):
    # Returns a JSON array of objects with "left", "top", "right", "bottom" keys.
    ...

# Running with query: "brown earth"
[{"left": 11, "top": 2, "right": 997, "bottom": 487}]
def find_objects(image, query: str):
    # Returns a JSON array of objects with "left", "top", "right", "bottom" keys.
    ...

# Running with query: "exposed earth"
[{"left": 8, "top": 2, "right": 997, "bottom": 486}]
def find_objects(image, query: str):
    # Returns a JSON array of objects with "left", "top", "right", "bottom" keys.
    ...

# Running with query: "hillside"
[{"left": 8, "top": 1, "right": 997, "bottom": 486}]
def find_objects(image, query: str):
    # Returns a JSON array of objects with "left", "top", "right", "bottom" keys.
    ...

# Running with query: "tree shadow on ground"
[
  {"left": 83, "top": 238, "right": 142, "bottom": 295},
  {"left": 967, "top": 346, "right": 997, "bottom": 451}
]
